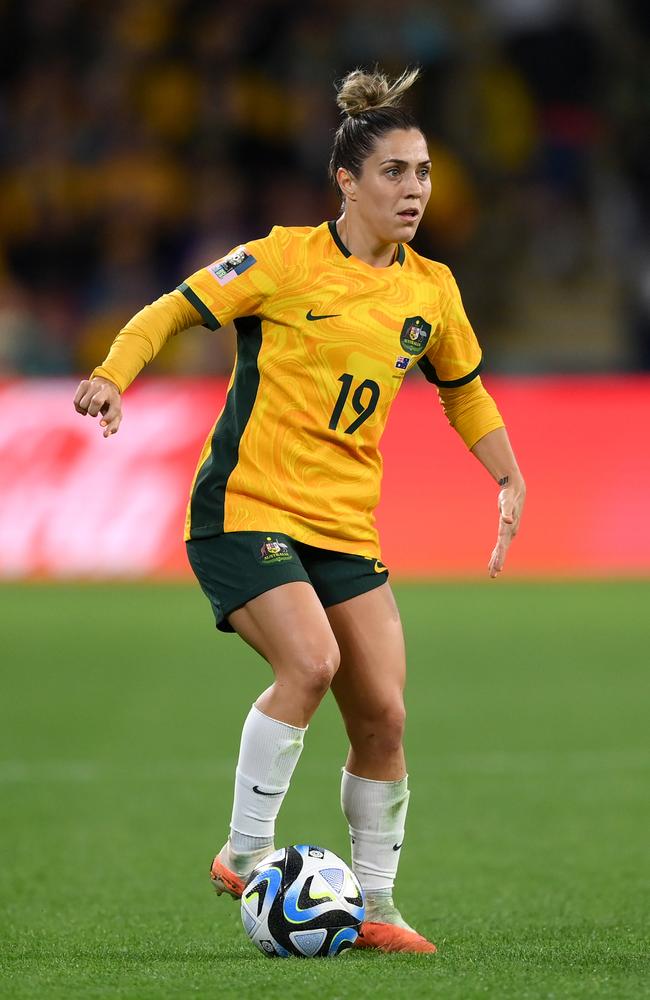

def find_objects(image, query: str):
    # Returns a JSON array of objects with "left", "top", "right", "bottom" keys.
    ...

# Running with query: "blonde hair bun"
[{"left": 336, "top": 67, "right": 420, "bottom": 117}]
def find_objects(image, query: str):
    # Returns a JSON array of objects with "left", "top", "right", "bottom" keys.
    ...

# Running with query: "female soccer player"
[{"left": 74, "top": 68, "right": 525, "bottom": 954}]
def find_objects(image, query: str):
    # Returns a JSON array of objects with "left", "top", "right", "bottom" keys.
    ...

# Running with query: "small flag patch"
[
  {"left": 395, "top": 355, "right": 410, "bottom": 370},
  {"left": 208, "top": 247, "right": 256, "bottom": 286}
]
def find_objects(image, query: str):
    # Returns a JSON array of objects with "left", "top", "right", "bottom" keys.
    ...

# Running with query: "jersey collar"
[{"left": 327, "top": 220, "right": 405, "bottom": 268}]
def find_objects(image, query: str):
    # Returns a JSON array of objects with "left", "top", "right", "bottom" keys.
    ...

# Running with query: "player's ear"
[{"left": 336, "top": 167, "right": 357, "bottom": 201}]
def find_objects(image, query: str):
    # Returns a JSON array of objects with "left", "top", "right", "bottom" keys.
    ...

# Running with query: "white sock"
[
  {"left": 340, "top": 769, "right": 410, "bottom": 894},
  {"left": 229, "top": 704, "right": 306, "bottom": 856}
]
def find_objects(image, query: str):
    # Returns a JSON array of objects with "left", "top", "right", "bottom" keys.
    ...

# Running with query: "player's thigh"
[
  {"left": 228, "top": 581, "right": 340, "bottom": 680},
  {"left": 325, "top": 582, "right": 406, "bottom": 723},
  {"left": 187, "top": 531, "right": 340, "bottom": 680}
]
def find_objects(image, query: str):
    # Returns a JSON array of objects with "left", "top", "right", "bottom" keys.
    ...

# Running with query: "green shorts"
[{"left": 186, "top": 531, "right": 389, "bottom": 633}]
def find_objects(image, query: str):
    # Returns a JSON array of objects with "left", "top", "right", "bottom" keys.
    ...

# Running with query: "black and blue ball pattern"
[{"left": 240, "top": 845, "right": 365, "bottom": 958}]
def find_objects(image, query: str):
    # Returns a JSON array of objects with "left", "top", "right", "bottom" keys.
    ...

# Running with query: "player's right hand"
[{"left": 73, "top": 377, "right": 122, "bottom": 437}]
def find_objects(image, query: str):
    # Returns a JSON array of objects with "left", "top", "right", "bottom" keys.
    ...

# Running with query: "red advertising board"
[{"left": 0, "top": 377, "right": 648, "bottom": 578}]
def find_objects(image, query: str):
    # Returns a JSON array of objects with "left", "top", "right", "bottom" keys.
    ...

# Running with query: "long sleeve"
[
  {"left": 91, "top": 289, "right": 202, "bottom": 393},
  {"left": 438, "top": 376, "right": 505, "bottom": 449}
]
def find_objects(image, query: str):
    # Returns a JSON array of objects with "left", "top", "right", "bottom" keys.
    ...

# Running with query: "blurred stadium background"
[{"left": 1, "top": 0, "right": 649, "bottom": 577}]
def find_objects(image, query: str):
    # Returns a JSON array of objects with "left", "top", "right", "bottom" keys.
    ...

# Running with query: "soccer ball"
[{"left": 240, "top": 844, "right": 365, "bottom": 958}]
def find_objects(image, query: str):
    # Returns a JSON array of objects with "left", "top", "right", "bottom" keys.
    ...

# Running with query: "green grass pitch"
[{"left": 1, "top": 580, "right": 648, "bottom": 999}]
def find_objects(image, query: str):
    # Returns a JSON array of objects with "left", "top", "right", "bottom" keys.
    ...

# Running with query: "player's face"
[{"left": 352, "top": 128, "right": 431, "bottom": 244}]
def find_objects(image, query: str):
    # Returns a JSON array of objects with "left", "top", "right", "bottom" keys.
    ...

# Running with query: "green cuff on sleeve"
[
  {"left": 418, "top": 356, "right": 483, "bottom": 388},
  {"left": 177, "top": 282, "right": 221, "bottom": 331}
]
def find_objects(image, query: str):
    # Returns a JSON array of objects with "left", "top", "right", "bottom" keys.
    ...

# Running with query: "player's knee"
[
  {"left": 378, "top": 702, "right": 406, "bottom": 752},
  {"left": 295, "top": 647, "right": 340, "bottom": 702},
  {"left": 350, "top": 699, "right": 406, "bottom": 755}
]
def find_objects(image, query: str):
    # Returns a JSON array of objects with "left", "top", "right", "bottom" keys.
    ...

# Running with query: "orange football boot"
[
  {"left": 354, "top": 921, "right": 437, "bottom": 953},
  {"left": 210, "top": 842, "right": 275, "bottom": 899},
  {"left": 209, "top": 855, "right": 245, "bottom": 899}
]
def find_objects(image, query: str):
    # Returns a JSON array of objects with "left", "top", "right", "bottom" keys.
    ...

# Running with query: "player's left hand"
[{"left": 488, "top": 476, "right": 526, "bottom": 578}]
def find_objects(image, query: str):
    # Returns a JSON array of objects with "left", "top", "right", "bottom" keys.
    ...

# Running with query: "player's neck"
[{"left": 335, "top": 215, "right": 397, "bottom": 269}]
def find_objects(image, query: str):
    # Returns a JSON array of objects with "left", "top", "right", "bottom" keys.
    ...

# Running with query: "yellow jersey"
[{"left": 178, "top": 221, "right": 488, "bottom": 557}]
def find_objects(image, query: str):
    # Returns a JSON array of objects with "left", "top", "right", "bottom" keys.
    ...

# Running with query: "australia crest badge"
[{"left": 399, "top": 316, "right": 431, "bottom": 356}]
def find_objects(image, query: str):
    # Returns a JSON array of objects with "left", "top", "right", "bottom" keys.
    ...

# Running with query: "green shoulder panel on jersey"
[
  {"left": 177, "top": 281, "right": 221, "bottom": 331},
  {"left": 188, "top": 316, "right": 262, "bottom": 536},
  {"left": 417, "top": 356, "right": 483, "bottom": 388}
]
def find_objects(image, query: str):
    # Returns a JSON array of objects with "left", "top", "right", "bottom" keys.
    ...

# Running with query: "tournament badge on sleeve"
[
  {"left": 399, "top": 316, "right": 431, "bottom": 356},
  {"left": 209, "top": 247, "right": 257, "bottom": 286}
]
